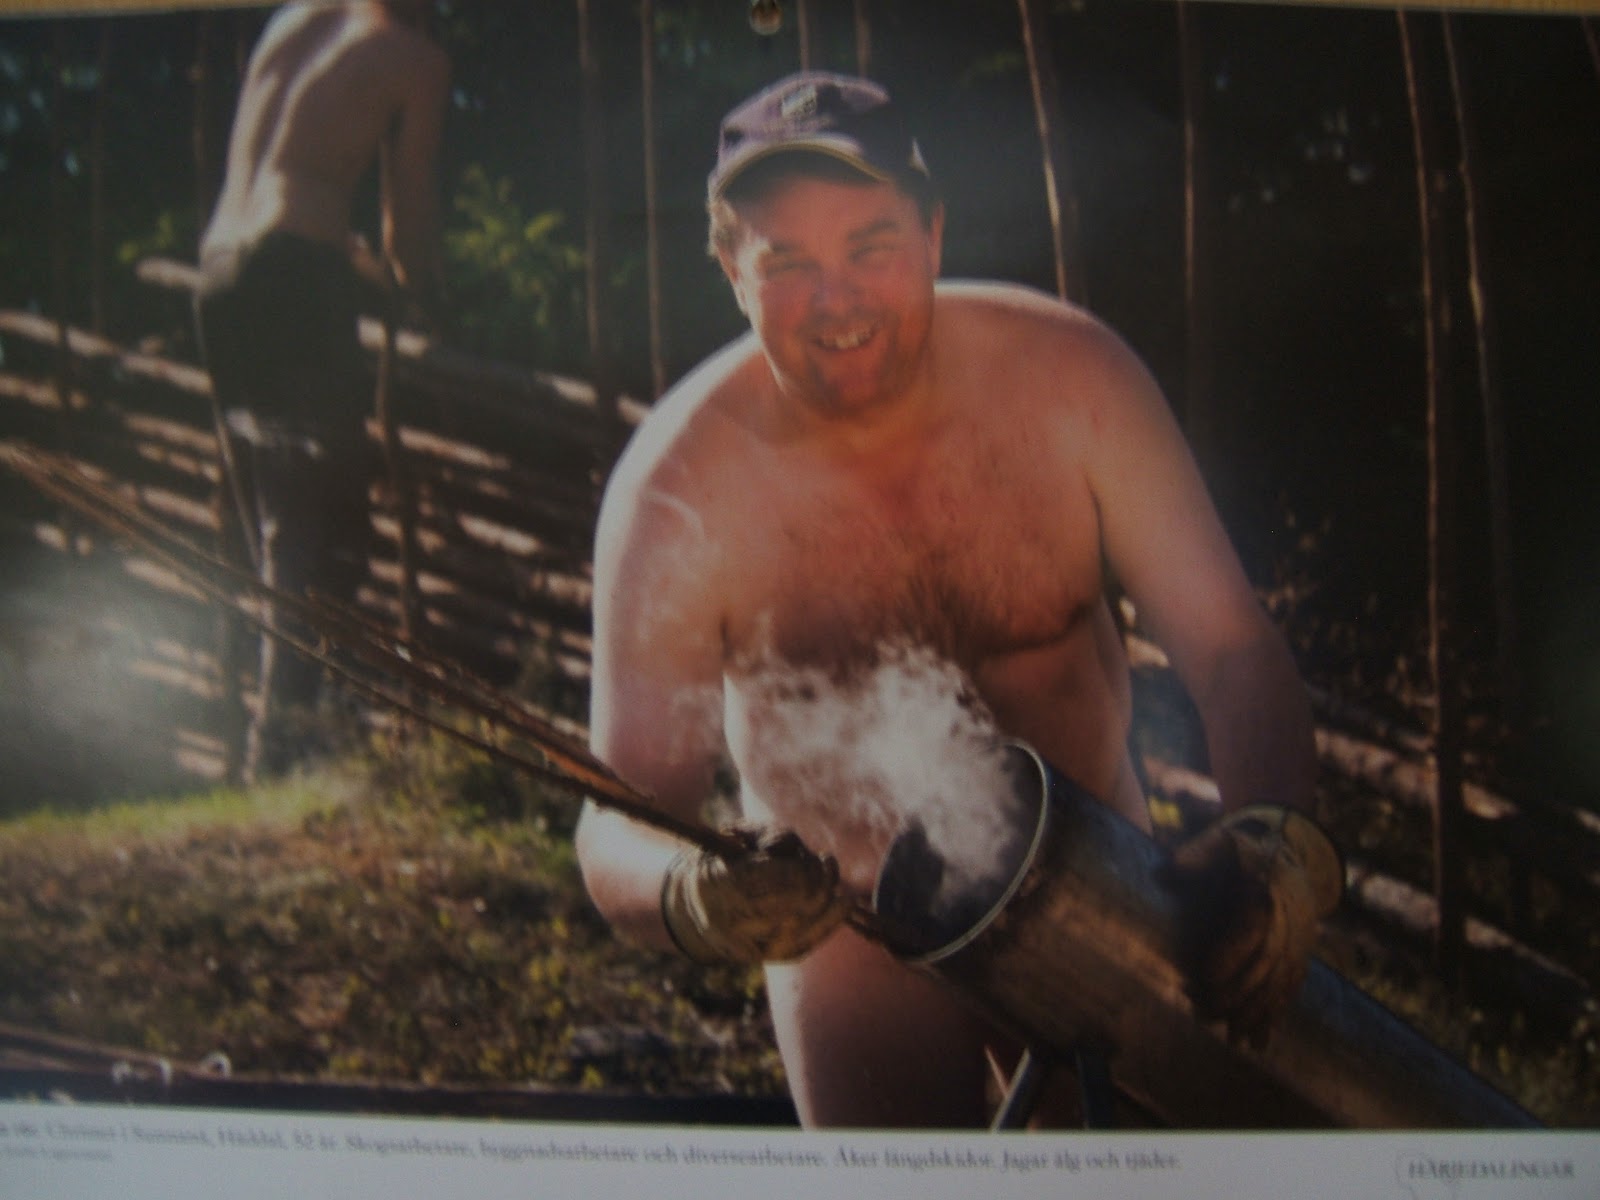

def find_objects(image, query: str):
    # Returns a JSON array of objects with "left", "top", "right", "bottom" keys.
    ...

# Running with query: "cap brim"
[{"left": 708, "top": 135, "right": 895, "bottom": 200}]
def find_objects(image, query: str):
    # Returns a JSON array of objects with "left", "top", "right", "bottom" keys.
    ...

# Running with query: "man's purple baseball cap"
[{"left": 707, "top": 71, "right": 930, "bottom": 200}]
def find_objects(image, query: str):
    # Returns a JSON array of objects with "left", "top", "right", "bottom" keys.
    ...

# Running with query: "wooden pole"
[
  {"left": 1017, "top": 0, "right": 1086, "bottom": 306},
  {"left": 48, "top": 18, "right": 77, "bottom": 549},
  {"left": 640, "top": 0, "right": 666, "bottom": 400},
  {"left": 1398, "top": 10, "right": 1466, "bottom": 983},
  {"left": 853, "top": 0, "right": 871, "bottom": 77},
  {"left": 577, "top": 0, "right": 619, "bottom": 427},
  {"left": 1177, "top": 0, "right": 1218, "bottom": 471},
  {"left": 191, "top": 11, "right": 216, "bottom": 234},
  {"left": 1443, "top": 15, "right": 1531, "bottom": 937},
  {"left": 796, "top": 0, "right": 821, "bottom": 71},
  {"left": 375, "top": 314, "right": 422, "bottom": 645},
  {"left": 89, "top": 21, "right": 111, "bottom": 336}
]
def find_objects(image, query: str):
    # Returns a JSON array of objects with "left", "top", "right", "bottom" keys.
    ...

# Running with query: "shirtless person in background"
[
  {"left": 195, "top": 1, "right": 449, "bottom": 780},
  {"left": 575, "top": 73, "right": 1341, "bottom": 1128}
]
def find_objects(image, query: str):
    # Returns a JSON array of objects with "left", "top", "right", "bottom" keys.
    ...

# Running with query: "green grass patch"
[
  {"left": 0, "top": 734, "right": 786, "bottom": 1100},
  {"left": 0, "top": 769, "right": 353, "bottom": 849}
]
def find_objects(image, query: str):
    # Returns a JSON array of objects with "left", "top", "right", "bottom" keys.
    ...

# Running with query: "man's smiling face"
[{"left": 719, "top": 171, "right": 944, "bottom": 422}]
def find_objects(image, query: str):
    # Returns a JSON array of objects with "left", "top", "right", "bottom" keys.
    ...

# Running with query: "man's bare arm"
[
  {"left": 1063, "top": 316, "right": 1333, "bottom": 1044},
  {"left": 575, "top": 451, "right": 730, "bottom": 952},
  {"left": 379, "top": 34, "right": 450, "bottom": 302},
  {"left": 1069, "top": 321, "right": 1316, "bottom": 816}
]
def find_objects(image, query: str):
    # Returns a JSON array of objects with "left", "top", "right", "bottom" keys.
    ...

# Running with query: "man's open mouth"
[{"left": 816, "top": 323, "right": 876, "bottom": 352}]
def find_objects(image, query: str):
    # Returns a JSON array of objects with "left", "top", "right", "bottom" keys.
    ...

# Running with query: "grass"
[
  {"left": 0, "top": 731, "right": 786, "bottom": 1100},
  {"left": 0, "top": 772, "right": 344, "bottom": 847}
]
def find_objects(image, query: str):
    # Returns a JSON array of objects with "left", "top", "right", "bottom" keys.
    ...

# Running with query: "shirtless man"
[
  {"left": 575, "top": 73, "right": 1340, "bottom": 1128},
  {"left": 194, "top": 1, "right": 449, "bottom": 779}
]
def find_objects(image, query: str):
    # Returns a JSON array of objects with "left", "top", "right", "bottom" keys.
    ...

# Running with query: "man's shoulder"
[
  {"left": 935, "top": 280, "right": 1137, "bottom": 384},
  {"left": 356, "top": 14, "right": 450, "bottom": 79},
  {"left": 603, "top": 334, "right": 762, "bottom": 503},
  {"left": 937, "top": 279, "right": 1113, "bottom": 338}
]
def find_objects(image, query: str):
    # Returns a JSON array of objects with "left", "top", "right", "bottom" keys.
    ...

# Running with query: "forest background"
[{"left": 0, "top": 0, "right": 1597, "bottom": 1125}]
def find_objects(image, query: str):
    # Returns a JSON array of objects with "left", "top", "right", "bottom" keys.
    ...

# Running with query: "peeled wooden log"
[
  {"left": 875, "top": 742, "right": 1539, "bottom": 1128},
  {"left": 402, "top": 453, "right": 598, "bottom": 548},
  {"left": 354, "top": 581, "right": 590, "bottom": 688},
  {"left": 367, "top": 516, "right": 591, "bottom": 625},
  {"left": 1343, "top": 857, "right": 1593, "bottom": 1019},
  {"left": 0, "top": 310, "right": 213, "bottom": 405},
  {"left": 1317, "top": 729, "right": 1600, "bottom": 894},
  {"left": 365, "top": 557, "right": 592, "bottom": 661}
]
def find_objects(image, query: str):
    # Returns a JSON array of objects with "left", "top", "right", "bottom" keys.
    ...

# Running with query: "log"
[
  {"left": 879, "top": 744, "right": 1539, "bottom": 1128},
  {"left": 1129, "top": 631, "right": 1600, "bottom": 885},
  {"left": 364, "top": 557, "right": 592, "bottom": 661},
  {"left": 366, "top": 517, "right": 592, "bottom": 625},
  {"left": 1344, "top": 856, "right": 1593, "bottom": 1024},
  {"left": 0, "top": 309, "right": 213, "bottom": 402},
  {"left": 1317, "top": 728, "right": 1600, "bottom": 893},
  {"left": 354, "top": 582, "right": 591, "bottom": 688}
]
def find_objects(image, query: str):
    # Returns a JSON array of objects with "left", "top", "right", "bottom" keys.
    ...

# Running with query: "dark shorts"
[
  {"left": 195, "top": 230, "right": 366, "bottom": 443},
  {"left": 194, "top": 232, "right": 375, "bottom": 743}
]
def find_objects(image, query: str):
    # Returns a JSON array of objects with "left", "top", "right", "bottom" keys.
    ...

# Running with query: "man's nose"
[{"left": 810, "top": 263, "right": 862, "bottom": 312}]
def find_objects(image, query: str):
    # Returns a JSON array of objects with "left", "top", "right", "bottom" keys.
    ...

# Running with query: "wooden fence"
[{"left": 1, "top": 258, "right": 640, "bottom": 783}]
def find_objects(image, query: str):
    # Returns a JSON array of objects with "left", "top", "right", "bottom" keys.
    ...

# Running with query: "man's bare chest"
[{"left": 718, "top": 448, "right": 1103, "bottom": 671}]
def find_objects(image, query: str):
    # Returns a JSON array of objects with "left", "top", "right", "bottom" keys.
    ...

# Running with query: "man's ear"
[
  {"left": 715, "top": 247, "right": 749, "bottom": 316},
  {"left": 928, "top": 202, "right": 946, "bottom": 278}
]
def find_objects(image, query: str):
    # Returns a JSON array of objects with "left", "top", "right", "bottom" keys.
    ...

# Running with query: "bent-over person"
[{"left": 194, "top": 1, "right": 449, "bottom": 780}]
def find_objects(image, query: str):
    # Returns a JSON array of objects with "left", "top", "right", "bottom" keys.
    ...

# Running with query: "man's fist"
[
  {"left": 1165, "top": 806, "right": 1343, "bottom": 1048},
  {"left": 661, "top": 828, "right": 852, "bottom": 965}
]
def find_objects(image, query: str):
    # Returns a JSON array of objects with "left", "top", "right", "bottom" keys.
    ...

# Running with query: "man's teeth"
[{"left": 819, "top": 326, "right": 873, "bottom": 350}]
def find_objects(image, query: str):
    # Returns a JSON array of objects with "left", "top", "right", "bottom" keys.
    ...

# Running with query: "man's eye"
[{"left": 854, "top": 242, "right": 893, "bottom": 263}]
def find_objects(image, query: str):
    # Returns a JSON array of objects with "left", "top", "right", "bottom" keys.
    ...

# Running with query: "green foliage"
[
  {"left": 441, "top": 165, "right": 584, "bottom": 369},
  {"left": 115, "top": 206, "right": 196, "bottom": 270}
]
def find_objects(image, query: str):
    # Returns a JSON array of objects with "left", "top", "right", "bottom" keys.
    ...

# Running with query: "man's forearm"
[
  {"left": 1194, "top": 634, "right": 1318, "bottom": 817},
  {"left": 573, "top": 803, "right": 687, "bottom": 953}
]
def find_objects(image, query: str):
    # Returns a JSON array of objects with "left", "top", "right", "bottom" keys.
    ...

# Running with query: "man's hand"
[
  {"left": 1164, "top": 806, "right": 1343, "bottom": 1049},
  {"left": 661, "top": 827, "right": 851, "bottom": 965}
]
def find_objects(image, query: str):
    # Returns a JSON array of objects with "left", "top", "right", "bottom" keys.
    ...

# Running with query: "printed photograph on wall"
[{"left": 0, "top": 0, "right": 1596, "bottom": 1135}]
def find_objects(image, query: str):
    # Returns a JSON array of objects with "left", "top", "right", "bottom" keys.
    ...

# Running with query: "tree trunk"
[
  {"left": 49, "top": 21, "right": 73, "bottom": 416},
  {"left": 797, "top": 0, "right": 821, "bottom": 71},
  {"left": 90, "top": 22, "right": 112, "bottom": 336},
  {"left": 1444, "top": 15, "right": 1533, "bottom": 936},
  {"left": 853, "top": 0, "right": 872, "bottom": 77},
  {"left": 1016, "top": 0, "right": 1086, "bottom": 306},
  {"left": 577, "top": 0, "right": 618, "bottom": 426},
  {"left": 192, "top": 12, "right": 216, "bottom": 234},
  {"left": 1398, "top": 10, "right": 1466, "bottom": 983},
  {"left": 640, "top": 0, "right": 666, "bottom": 400}
]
